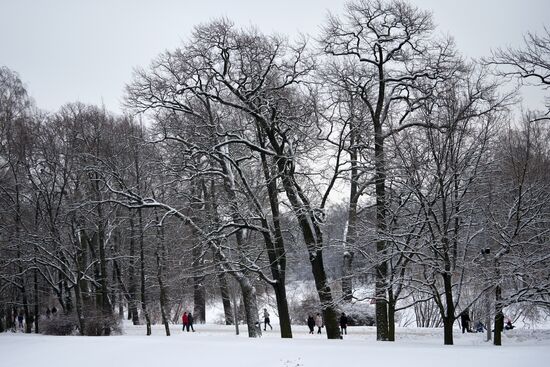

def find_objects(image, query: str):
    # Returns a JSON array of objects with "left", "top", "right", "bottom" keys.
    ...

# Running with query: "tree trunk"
[
  {"left": 232, "top": 288, "right": 240, "bottom": 335},
  {"left": 15, "top": 202, "right": 32, "bottom": 334},
  {"left": 18, "top": 246, "right": 32, "bottom": 334},
  {"left": 274, "top": 156, "right": 339, "bottom": 339},
  {"left": 388, "top": 298, "right": 395, "bottom": 341},
  {"left": 237, "top": 275, "right": 261, "bottom": 338},
  {"left": 342, "top": 124, "right": 358, "bottom": 302},
  {"left": 217, "top": 270, "right": 234, "bottom": 325},
  {"left": 78, "top": 230, "right": 92, "bottom": 307},
  {"left": 443, "top": 317, "right": 454, "bottom": 345},
  {"left": 155, "top": 214, "right": 171, "bottom": 336},
  {"left": 205, "top": 167, "right": 260, "bottom": 336},
  {"left": 33, "top": 260, "right": 39, "bottom": 333},
  {"left": 94, "top": 179, "right": 112, "bottom": 326},
  {"left": 0, "top": 306, "right": 5, "bottom": 332},
  {"left": 273, "top": 281, "right": 292, "bottom": 338},
  {"left": 22, "top": 287, "right": 31, "bottom": 334},
  {"left": 260, "top": 154, "right": 292, "bottom": 338},
  {"left": 442, "top": 273, "right": 455, "bottom": 345},
  {"left": 138, "top": 208, "right": 152, "bottom": 336},
  {"left": 74, "top": 277, "right": 86, "bottom": 335},
  {"left": 309, "top": 244, "right": 340, "bottom": 339},
  {"left": 374, "top": 129, "right": 389, "bottom": 341},
  {"left": 128, "top": 215, "right": 140, "bottom": 325},
  {"left": 494, "top": 285, "right": 504, "bottom": 346},
  {"left": 192, "top": 241, "right": 206, "bottom": 324},
  {"left": 485, "top": 289, "right": 492, "bottom": 342},
  {"left": 156, "top": 249, "right": 170, "bottom": 336}
]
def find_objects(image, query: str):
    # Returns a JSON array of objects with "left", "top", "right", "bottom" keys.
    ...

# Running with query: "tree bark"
[
  {"left": 275, "top": 156, "right": 340, "bottom": 339},
  {"left": 33, "top": 255, "right": 39, "bottom": 333},
  {"left": 494, "top": 285, "right": 504, "bottom": 346},
  {"left": 374, "top": 122, "right": 390, "bottom": 341},
  {"left": 237, "top": 275, "right": 261, "bottom": 338},
  {"left": 342, "top": 123, "right": 358, "bottom": 302},
  {"left": 192, "top": 241, "right": 206, "bottom": 324},
  {"left": 260, "top": 153, "right": 292, "bottom": 338},
  {"left": 387, "top": 294, "right": 396, "bottom": 341},
  {"left": 94, "top": 179, "right": 112, "bottom": 317},
  {"left": 443, "top": 317, "right": 455, "bottom": 345},
  {"left": 442, "top": 273, "right": 455, "bottom": 345},
  {"left": 138, "top": 208, "right": 152, "bottom": 336},
  {"left": 157, "top": 250, "right": 170, "bottom": 336},
  {"left": 128, "top": 215, "right": 140, "bottom": 325},
  {"left": 217, "top": 270, "right": 234, "bottom": 325}
]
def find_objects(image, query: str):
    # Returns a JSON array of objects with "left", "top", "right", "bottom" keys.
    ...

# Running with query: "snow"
[{"left": 1, "top": 323, "right": 549, "bottom": 367}]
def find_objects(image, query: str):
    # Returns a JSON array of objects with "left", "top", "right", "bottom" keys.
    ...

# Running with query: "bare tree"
[
  {"left": 393, "top": 64, "right": 509, "bottom": 344},
  {"left": 320, "top": 0, "right": 458, "bottom": 340},
  {"left": 487, "top": 28, "right": 550, "bottom": 118},
  {"left": 483, "top": 115, "right": 550, "bottom": 345}
]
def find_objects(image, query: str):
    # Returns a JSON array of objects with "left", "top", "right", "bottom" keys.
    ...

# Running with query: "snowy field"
[{"left": 2, "top": 323, "right": 549, "bottom": 367}]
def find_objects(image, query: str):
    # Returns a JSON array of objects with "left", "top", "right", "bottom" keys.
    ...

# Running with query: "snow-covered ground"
[{"left": 1, "top": 323, "right": 549, "bottom": 367}]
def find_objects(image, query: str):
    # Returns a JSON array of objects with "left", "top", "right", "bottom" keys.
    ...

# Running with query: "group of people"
[
  {"left": 263, "top": 308, "right": 350, "bottom": 336},
  {"left": 181, "top": 312, "right": 195, "bottom": 332},
  {"left": 307, "top": 312, "right": 349, "bottom": 336},
  {"left": 45, "top": 306, "right": 58, "bottom": 319},
  {"left": 11, "top": 306, "right": 58, "bottom": 331},
  {"left": 460, "top": 309, "right": 514, "bottom": 333}
]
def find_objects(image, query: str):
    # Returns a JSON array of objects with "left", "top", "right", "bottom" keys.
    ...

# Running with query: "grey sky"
[{"left": 1, "top": 0, "right": 548, "bottom": 113}]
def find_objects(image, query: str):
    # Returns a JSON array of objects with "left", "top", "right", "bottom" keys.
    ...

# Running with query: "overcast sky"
[{"left": 1, "top": 0, "right": 548, "bottom": 113}]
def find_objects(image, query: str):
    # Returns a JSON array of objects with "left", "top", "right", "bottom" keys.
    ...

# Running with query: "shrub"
[
  {"left": 40, "top": 311, "right": 121, "bottom": 336},
  {"left": 82, "top": 310, "right": 122, "bottom": 336},
  {"left": 289, "top": 292, "right": 321, "bottom": 325},
  {"left": 340, "top": 302, "right": 375, "bottom": 326},
  {"left": 40, "top": 314, "right": 78, "bottom": 335}
]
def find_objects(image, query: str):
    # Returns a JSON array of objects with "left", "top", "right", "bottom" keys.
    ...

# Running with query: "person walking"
[
  {"left": 182, "top": 312, "right": 189, "bottom": 331},
  {"left": 315, "top": 313, "right": 323, "bottom": 334},
  {"left": 474, "top": 320, "right": 486, "bottom": 333},
  {"left": 307, "top": 315, "right": 315, "bottom": 334},
  {"left": 339, "top": 312, "right": 348, "bottom": 335},
  {"left": 460, "top": 309, "right": 471, "bottom": 333},
  {"left": 17, "top": 311, "right": 24, "bottom": 331},
  {"left": 187, "top": 312, "right": 195, "bottom": 332},
  {"left": 263, "top": 308, "right": 272, "bottom": 331}
]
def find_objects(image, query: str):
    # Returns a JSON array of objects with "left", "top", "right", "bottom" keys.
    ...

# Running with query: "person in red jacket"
[{"left": 182, "top": 312, "right": 189, "bottom": 331}]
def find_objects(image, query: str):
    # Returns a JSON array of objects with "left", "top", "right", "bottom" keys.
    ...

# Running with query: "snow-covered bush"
[
  {"left": 40, "top": 314, "right": 78, "bottom": 335},
  {"left": 40, "top": 311, "right": 121, "bottom": 336},
  {"left": 82, "top": 311, "right": 121, "bottom": 336},
  {"left": 289, "top": 291, "right": 321, "bottom": 324},
  {"left": 339, "top": 302, "right": 375, "bottom": 326}
]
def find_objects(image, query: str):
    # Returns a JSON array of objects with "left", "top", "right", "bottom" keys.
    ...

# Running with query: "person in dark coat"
[
  {"left": 339, "top": 312, "right": 348, "bottom": 335},
  {"left": 460, "top": 309, "right": 471, "bottom": 333},
  {"left": 504, "top": 319, "right": 514, "bottom": 330},
  {"left": 263, "top": 308, "right": 272, "bottom": 331},
  {"left": 474, "top": 320, "right": 486, "bottom": 333},
  {"left": 182, "top": 312, "right": 189, "bottom": 331},
  {"left": 307, "top": 315, "right": 315, "bottom": 334},
  {"left": 187, "top": 312, "right": 195, "bottom": 332},
  {"left": 17, "top": 311, "right": 24, "bottom": 330}
]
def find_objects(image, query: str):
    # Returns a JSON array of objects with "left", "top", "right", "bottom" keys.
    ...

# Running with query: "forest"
[{"left": 1, "top": 0, "right": 549, "bottom": 346}]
